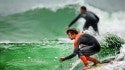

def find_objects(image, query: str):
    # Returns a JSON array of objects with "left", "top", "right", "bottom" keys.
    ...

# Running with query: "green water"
[
  {"left": 1, "top": 33, "right": 124, "bottom": 70},
  {"left": 0, "top": 42, "right": 75, "bottom": 70},
  {"left": 0, "top": 6, "right": 77, "bottom": 42},
  {"left": 0, "top": 41, "right": 120, "bottom": 70}
]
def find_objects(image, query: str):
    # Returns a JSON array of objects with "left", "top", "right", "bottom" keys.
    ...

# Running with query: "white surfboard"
[{"left": 87, "top": 63, "right": 108, "bottom": 70}]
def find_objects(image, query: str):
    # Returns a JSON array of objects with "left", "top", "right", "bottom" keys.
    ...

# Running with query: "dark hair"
[
  {"left": 80, "top": 6, "right": 87, "bottom": 11},
  {"left": 66, "top": 28, "right": 78, "bottom": 34}
]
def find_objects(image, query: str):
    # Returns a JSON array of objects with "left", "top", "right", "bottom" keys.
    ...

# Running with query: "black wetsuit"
[
  {"left": 68, "top": 11, "right": 99, "bottom": 33},
  {"left": 65, "top": 34, "right": 101, "bottom": 60}
]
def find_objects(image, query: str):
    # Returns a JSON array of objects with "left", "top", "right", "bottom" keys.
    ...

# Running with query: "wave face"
[{"left": 0, "top": 6, "right": 77, "bottom": 42}]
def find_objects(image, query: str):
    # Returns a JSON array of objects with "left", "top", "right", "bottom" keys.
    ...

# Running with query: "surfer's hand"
[{"left": 60, "top": 57, "right": 65, "bottom": 62}]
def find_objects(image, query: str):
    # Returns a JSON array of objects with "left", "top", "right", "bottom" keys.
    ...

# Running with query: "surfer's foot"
[
  {"left": 82, "top": 65, "right": 90, "bottom": 70},
  {"left": 92, "top": 61, "right": 101, "bottom": 66}
]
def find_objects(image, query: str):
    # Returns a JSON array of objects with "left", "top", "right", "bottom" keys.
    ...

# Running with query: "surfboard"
[
  {"left": 86, "top": 57, "right": 115, "bottom": 70},
  {"left": 87, "top": 63, "right": 108, "bottom": 70}
]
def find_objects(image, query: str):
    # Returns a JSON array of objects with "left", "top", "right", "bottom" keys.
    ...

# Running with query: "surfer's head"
[
  {"left": 66, "top": 28, "right": 78, "bottom": 40},
  {"left": 80, "top": 6, "right": 87, "bottom": 13}
]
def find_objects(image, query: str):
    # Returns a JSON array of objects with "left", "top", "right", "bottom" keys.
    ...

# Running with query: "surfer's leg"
[
  {"left": 80, "top": 46, "right": 95, "bottom": 56},
  {"left": 80, "top": 46, "right": 100, "bottom": 65},
  {"left": 91, "top": 22, "right": 99, "bottom": 35},
  {"left": 79, "top": 56, "right": 90, "bottom": 70},
  {"left": 83, "top": 21, "right": 90, "bottom": 31},
  {"left": 80, "top": 56, "right": 88, "bottom": 66},
  {"left": 86, "top": 56, "right": 100, "bottom": 66}
]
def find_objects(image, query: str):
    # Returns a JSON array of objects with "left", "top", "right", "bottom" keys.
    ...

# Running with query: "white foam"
[
  {"left": 98, "top": 44, "right": 125, "bottom": 70},
  {"left": 57, "top": 38, "right": 73, "bottom": 43},
  {"left": 0, "top": 0, "right": 83, "bottom": 15},
  {"left": 99, "top": 61, "right": 125, "bottom": 70},
  {"left": 115, "top": 44, "right": 125, "bottom": 61},
  {"left": 77, "top": 5, "right": 125, "bottom": 38},
  {"left": 69, "top": 59, "right": 81, "bottom": 70}
]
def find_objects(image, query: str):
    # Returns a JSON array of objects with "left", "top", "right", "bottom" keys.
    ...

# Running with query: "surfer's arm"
[
  {"left": 64, "top": 40, "right": 80, "bottom": 60},
  {"left": 68, "top": 14, "right": 81, "bottom": 27},
  {"left": 64, "top": 38, "right": 81, "bottom": 61},
  {"left": 64, "top": 47, "right": 79, "bottom": 60}
]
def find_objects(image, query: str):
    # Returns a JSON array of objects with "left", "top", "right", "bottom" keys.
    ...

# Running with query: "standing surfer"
[{"left": 67, "top": 6, "right": 99, "bottom": 35}]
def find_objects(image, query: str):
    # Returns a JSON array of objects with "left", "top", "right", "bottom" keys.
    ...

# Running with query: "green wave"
[{"left": 0, "top": 6, "right": 76, "bottom": 42}]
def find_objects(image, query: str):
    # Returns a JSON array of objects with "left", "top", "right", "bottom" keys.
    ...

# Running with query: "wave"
[
  {"left": 1, "top": 0, "right": 125, "bottom": 15},
  {"left": 0, "top": 5, "right": 77, "bottom": 42}
]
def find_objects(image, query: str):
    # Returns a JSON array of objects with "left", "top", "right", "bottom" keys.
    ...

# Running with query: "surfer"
[
  {"left": 67, "top": 6, "right": 99, "bottom": 35},
  {"left": 60, "top": 28, "right": 101, "bottom": 70}
]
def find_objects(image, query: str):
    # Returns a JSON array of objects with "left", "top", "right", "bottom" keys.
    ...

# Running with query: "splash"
[{"left": 99, "top": 44, "right": 125, "bottom": 70}]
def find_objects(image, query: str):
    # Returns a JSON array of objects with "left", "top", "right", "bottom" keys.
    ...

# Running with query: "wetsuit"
[
  {"left": 64, "top": 33, "right": 101, "bottom": 60},
  {"left": 68, "top": 11, "right": 99, "bottom": 34}
]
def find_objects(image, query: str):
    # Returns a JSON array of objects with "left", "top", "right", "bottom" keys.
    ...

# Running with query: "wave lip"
[{"left": 0, "top": 0, "right": 82, "bottom": 15}]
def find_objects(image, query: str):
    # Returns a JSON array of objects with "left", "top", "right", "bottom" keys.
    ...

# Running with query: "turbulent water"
[
  {"left": 0, "top": 0, "right": 125, "bottom": 70},
  {"left": 0, "top": 41, "right": 122, "bottom": 70}
]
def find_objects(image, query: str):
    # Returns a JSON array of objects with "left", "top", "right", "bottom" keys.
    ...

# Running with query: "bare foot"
[
  {"left": 92, "top": 61, "right": 101, "bottom": 66},
  {"left": 82, "top": 65, "right": 90, "bottom": 70}
]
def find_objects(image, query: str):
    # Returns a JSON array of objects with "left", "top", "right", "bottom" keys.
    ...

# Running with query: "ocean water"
[
  {"left": 0, "top": 0, "right": 125, "bottom": 70},
  {"left": 0, "top": 40, "right": 122, "bottom": 70},
  {"left": 0, "top": 42, "right": 73, "bottom": 70},
  {"left": 0, "top": 6, "right": 76, "bottom": 42}
]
